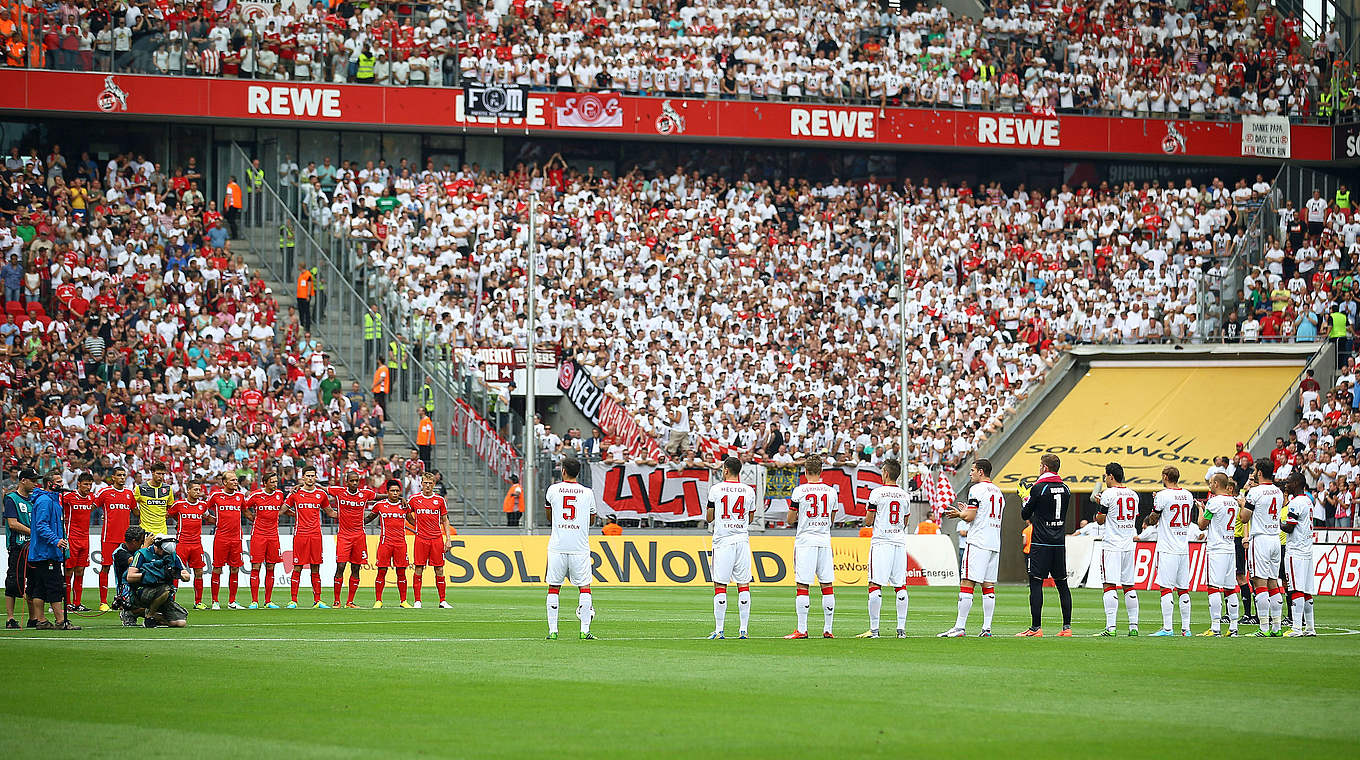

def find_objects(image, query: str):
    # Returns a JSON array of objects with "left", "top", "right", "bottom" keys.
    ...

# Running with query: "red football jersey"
[
  {"left": 286, "top": 487, "right": 330, "bottom": 537},
  {"left": 407, "top": 493, "right": 446, "bottom": 540},
  {"left": 96, "top": 487, "right": 136, "bottom": 544},
  {"left": 369, "top": 499, "right": 409, "bottom": 545},
  {"left": 247, "top": 489, "right": 285, "bottom": 537},
  {"left": 208, "top": 489, "right": 246, "bottom": 540},
  {"left": 168, "top": 499, "right": 208, "bottom": 545},
  {"left": 328, "top": 486, "right": 374, "bottom": 536},
  {"left": 62, "top": 491, "right": 96, "bottom": 537}
]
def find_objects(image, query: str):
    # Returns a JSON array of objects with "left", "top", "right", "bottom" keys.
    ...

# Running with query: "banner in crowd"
[
  {"left": 1074, "top": 539, "right": 1360, "bottom": 597},
  {"left": 557, "top": 360, "right": 662, "bottom": 460},
  {"left": 450, "top": 399, "right": 522, "bottom": 484},
  {"left": 764, "top": 466, "right": 799, "bottom": 501},
  {"left": 1241, "top": 115, "right": 1292, "bottom": 158},
  {"left": 0, "top": 71, "right": 1333, "bottom": 161}
]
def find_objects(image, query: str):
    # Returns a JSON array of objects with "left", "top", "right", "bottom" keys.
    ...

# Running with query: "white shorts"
[
  {"left": 1101, "top": 548, "right": 1136, "bottom": 588},
  {"left": 711, "top": 540, "right": 752, "bottom": 586},
  {"left": 1206, "top": 552, "right": 1236, "bottom": 591},
  {"left": 1155, "top": 552, "right": 1190, "bottom": 590},
  {"left": 546, "top": 551, "right": 592, "bottom": 587},
  {"left": 1286, "top": 553, "right": 1315, "bottom": 596},
  {"left": 961, "top": 544, "right": 999, "bottom": 585},
  {"left": 1248, "top": 535, "right": 1281, "bottom": 580},
  {"left": 868, "top": 541, "right": 908, "bottom": 588},
  {"left": 793, "top": 544, "right": 834, "bottom": 586}
]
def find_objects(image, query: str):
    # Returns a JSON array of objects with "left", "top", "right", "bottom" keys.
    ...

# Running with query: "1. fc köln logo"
[{"left": 97, "top": 76, "right": 129, "bottom": 113}]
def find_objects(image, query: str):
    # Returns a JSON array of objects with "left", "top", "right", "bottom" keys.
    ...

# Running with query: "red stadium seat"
[
  {"left": 4, "top": 301, "right": 24, "bottom": 317},
  {"left": 25, "top": 302, "right": 45, "bottom": 318}
]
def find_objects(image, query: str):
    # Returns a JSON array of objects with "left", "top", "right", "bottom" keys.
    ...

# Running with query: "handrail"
[{"left": 1245, "top": 341, "right": 1332, "bottom": 452}]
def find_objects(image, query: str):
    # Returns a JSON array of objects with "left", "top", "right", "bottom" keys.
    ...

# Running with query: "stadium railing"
[
  {"left": 1195, "top": 165, "right": 1283, "bottom": 341},
  {"left": 225, "top": 142, "right": 550, "bottom": 526}
]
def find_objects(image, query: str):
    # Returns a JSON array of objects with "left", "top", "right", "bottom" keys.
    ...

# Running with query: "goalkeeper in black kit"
[{"left": 1018, "top": 454, "right": 1073, "bottom": 637}]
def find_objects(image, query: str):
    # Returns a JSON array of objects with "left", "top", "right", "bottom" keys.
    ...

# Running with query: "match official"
[{"left": 1018, "top": 454, "right": 1073, "bottom": 637}]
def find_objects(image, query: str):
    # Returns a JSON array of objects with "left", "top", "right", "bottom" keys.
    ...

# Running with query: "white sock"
[
  {"left": 1304, "top": 598, "right": 1314, "bottom": 630},
  {"left": 822, "top": 590, "right": 835, "bottom": 634},
  {"left": 796, "top": 591, "right": 810, "bottom": 634},
  {"left": 578, "top": 591, "right": 593, "bottom": 634},
  {"left": 895, "top": 587, "right": 909, "bottom": 630},
  {"left": 1255, "top": 591, "right": 1270, "bottom": 631},
  {"left": 1227, "top": 592, "right": 1240, "bottom": 631},
  {"left": 955, "top": 590, "right": 974, "bottom": 630},
  {"left": 981, "top": 591, "right": 995, "bottom": 630},
  {"left": 738, "top": 588, "right": 751, "bottom": 633},
  {"left": 713, "top": 590, "right": 727, "bottom": 633},
  {"left": 1103, "top": 589, "right": 1118, "bottom": 629},
  {"left": 1161, "top": 592, "right": 1174, "bottom": 630},
  {"left": 1270, "top": 593, "right": 1283, "bottom": 632},
  {"left": 1125, "top": 590, "right": 1140, "bottom": 627},
  {"left": 1208, "top": 592, "right": 1222, "bottom": 633},
  {"left": 1178, "top": 592, "right": 1191, "bottom": 633},
  {"left": 867, "top": 587, "right": 882, "bottom": 631},
  {"left": 1291, "top": 596, "right": 1304, "bottom": 629},
  {"left": 546, "top": 592, "right": 560, "bottom": 634}
]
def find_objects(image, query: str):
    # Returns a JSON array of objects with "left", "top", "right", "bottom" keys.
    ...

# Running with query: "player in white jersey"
[
  {"left": 785, "top": 455, "right": 838, "bottom": 639},
  {"left": 544, "top": 459, "right": 599, "bottom": 640},
  {"left": 939, "top": 458, "right": 1004, "bottom": 638},
  {"left": 1281, "top": 472, "right": 1318, "bottom": 636},
  {"left": 857, "top": 459, "right": 910, "bottom": 639},
  {"left": 706, "top": 456, "right": 755, "bottom": 640},
  {"left": 1196, "top": 473, "right": 1242, "bottom": 636},
  {"left": 1093, "top": 462, "right": 1141, "bottom": 636},
  {"left": 1239, "top": 459, "right": 1285, "bottom": 635},
  {"left": 1145, "top": 466, "right": 1195, "bottom": 636}
]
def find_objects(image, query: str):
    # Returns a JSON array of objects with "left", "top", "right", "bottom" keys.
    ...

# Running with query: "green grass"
[{"left": 6, "top": 586, "right": 1360, "bottom": 759}]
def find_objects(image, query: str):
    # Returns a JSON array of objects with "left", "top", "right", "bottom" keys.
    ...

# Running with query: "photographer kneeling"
[{"left": 125, "top": 534, "right": 191, "bottom": 628}]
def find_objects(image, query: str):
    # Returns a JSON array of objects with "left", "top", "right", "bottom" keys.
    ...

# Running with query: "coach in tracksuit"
[
  {"left": 1018, "top": 454, "right": 1073, "bottom": 637},
  {"left": 27, "top": 472, "right": 79, "bottom": 630}
]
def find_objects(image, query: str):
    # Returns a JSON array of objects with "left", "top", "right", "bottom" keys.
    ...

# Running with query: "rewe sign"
[
  {"left": 789, "top": 107, "right": 876, "bottom": 139},
  {"left": 976, "top": 115, "right": 1061, "bottom": 147},
  {"left": 246, "top": 85, "right": 343, "bottom": 118}
]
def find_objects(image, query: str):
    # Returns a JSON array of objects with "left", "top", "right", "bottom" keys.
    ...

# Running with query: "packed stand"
[
  {"left": 0, "top": 0, "right": 1344, "bottom": 121},
  {"left": 1263, "top": 358, "right": 1360, "bottom": 527}
]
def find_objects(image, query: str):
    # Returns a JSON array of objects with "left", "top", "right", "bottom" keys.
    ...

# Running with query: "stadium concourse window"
[{"left": 0, "top": 1, "right": 1346, "bottom": 123}]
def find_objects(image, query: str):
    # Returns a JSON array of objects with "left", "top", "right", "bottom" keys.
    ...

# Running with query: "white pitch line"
[{"left": 4, "top": 635, "right": 786, "bottom": 643}]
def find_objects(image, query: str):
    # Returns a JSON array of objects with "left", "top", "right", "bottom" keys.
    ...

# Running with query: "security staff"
[
  {"left": 310, "top": 263, "right": 327, "bottom": 322},
  {"left": 279, "top": 221, "right": 296, "bottom": 274},
  {"left": 420, "top": 376, "right": 435, "bottom": 415},
  {"left": 417, "top": 408, "right": 436, "bottom": 470},
  {"left": 363, "top": 305, "right": 383, "bottom": 371},
  {"left": 356, "top": 47, "right": 376, "bottom": 83},
  {"left": 388, "top": 337, "right": 409, "bottom": 401},
  {"left": 372, "top": 357, "right": 390, "bottom": 415},
  {"left": 296, "top": 262, "right": 314, "bottom": 330},
  {"left": 244, "top": 158, "right": 265, "bottom": 227},
  {"left": 1337, "top": 185, "right": 1351, "bottom": 211},
  {"left": 224, "top": 176, "right": 243, "bottom": 238}
]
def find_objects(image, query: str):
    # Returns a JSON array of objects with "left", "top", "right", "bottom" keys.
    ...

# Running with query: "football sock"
[
  {"left": 1161, "top": 590, "right": 1174, "bottom": 630},
  {"left": 547, "top": 589, "right": 560, "bottom": 634},
  {"left": 228, "top": 571, "right": 238, "bottom": 603},
  {"left": 290, "top": 569, "right": 301, "bottom": 602},
  {"left": 71, "top": 573, "right": 83, "bottom": 607},
  {"left": 867, "top": 586, "right": 881, "bottom": 631},
  {"left": 310, "top": 571, "right": 321, "bottom": 602},
  {"left": 795, "top": 588, "right": 810, "bottom": 633},
  {"left": 1270, "top": 590, "right": 1283, "bottom": 631},
  {"left": 435, "top": 575, "right": 447, "bottom": 603},
  {"left": 896, "top": 587, "right": 909, "bottom": 630},
  {"left": 955, "top": 586, "right": 974, "bottom": 630},
  {"left": 821, "top": 586, "right": 835, "bottom": 634},
  {"left": 347, "top": 575, "right": 360, "bottom": 604},
  {"left": 1055, "top": 577, "right": 1072, "bottom": 627},
  {"left": 980, "top": 589, "right": 995, "bottom": 630},
  {"left": 1028, "top": 577, "right": 1044, "bottom": 629},
  {"left": 333, "top": 575, "right": 344, "bottom": 605},
  {"left": 374, "top": 573, "right": 386, "bottom": 603},
  {"left": 395, "top": 569, "right": 408, "bottom": 603},
  {"left": 211, "top": 572, "right": 220, "bottom": 602},
  {"left": 1227, "top": 591, "right": 1240, "bottom": 628},
  {"left": 98, "top": 568, "right": 109, "bottom": 604},
  {"left": 1103, "top": 587, "right": 1118, "bottom": 629},
  {"left": 737, "top": 586, "right": 750, "bottom": 632},
  {"left": 1241, "top": 582, "right": 1255, "bottom": 614},
  {"left": 192, "top": 576, "right": 203, "bottom": 604},
  {"left": 1125, "top": 589, "right": 1140, "bottom": 626},
  {"left": 265, "top": 568, "right": 275, "bottom": 604},
  {"left": 578, "top": 588, "right": 593, "bottom": 633},
  {"left": 250, "top": 567, "right": 260, "bottom": 603},
  {"left": 713, "top": 586, "right": 728, "bottom": 632},
  {"left": 1290, "top": 594, "right": 1304, "bottom": 628},
  {"left": 413, "top": 571, "right": 424, "bottom": 603},
  {"left": 1304, "top": 598, "right": 1314, "bottom": 629},
  {"left": 1208, "top": 591, "right": 1223, "bottom": 632},
  {"left": 1255, "top": 588, "right": 1270, "bottom": 631},
  {"left": 64, "top": 575, "right": 72, "bottom": 608},
  {"left": 1178, "top": 592, "right": 1191, "bottom": 632}
]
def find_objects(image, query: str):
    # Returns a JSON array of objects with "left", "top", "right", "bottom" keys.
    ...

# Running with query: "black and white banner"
[{"left": 462, "top": 85, "right": 529, "bottom": 119}]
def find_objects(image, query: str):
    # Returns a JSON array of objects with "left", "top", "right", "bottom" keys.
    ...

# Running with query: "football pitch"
[{"left": 6, "top": 586, "right": 1359, "bottom": 759}]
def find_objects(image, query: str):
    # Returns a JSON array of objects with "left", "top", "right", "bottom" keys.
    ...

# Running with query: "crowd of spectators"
[
  {"left": 0, "top": 0, "right": 1350, "bottom": 121},
  {"left": 1258, "top": 360, "right": 1360, "bottom": 527},
  {"left": 0, "top": 141, "right": 446, "bottom": 510}
]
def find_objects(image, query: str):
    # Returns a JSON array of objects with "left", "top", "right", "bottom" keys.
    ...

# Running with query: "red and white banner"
[
  {"left": 1077, "top": 539, "right": 1360, "bottom": 597},
  {"left": 0, "top": 70, "right": 1333, "bottom": 161},
  {"left": 557, "top": 361, "right": 661, "bottom": 461},
  {"left": 450, "top": 399, "right": 522, "bottom": 484}
]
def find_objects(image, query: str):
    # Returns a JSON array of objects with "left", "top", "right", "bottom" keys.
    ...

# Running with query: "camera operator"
[
  {"left": 125, "top": 534, "right": 191, "bottom": 628},
  {"left": 111, "top": 527, "right": 150, "bottom": 626}
]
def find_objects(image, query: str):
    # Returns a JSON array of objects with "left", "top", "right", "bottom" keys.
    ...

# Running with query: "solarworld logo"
[{"left": 833, "top": 546, "right": 868, "bottom": 585}]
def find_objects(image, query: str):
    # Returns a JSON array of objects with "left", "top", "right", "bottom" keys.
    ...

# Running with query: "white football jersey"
[
  {"left": 546, "top": 482, "right": 596, "bottom": 554},
  {"left": 1284, "top": 494, "right": 1314, "bottom": 555},
  {"left": 1245, "top": 483, "right": 1284, "bottom": 537},
  {"left": 867, "top": 485, "right": 910, "bottom": 544},
  {"left": 1203, "top": 494, "right": 1239, "bottom": 554},
  {"left": 1153, "top": 488, "right": 1195, "bottom": 555},
  {"left": 790, "top": 482, "right": 837, "bottom": 547},
  {"left": 708, "top": 480, "right": 755, "bottom": 544},
  {"left": 1096, "top": 486, "right": 1140, "bottom": 552},
  {"left": 964, "top": 481, "right": 1004, "bottom": 551}
]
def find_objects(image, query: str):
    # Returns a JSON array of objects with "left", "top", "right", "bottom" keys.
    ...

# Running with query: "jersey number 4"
[
  {"left": 804, "top": 493, "right": 830, "bottom": 519},
  {"left": 719, "top": 494, "right": 746, "bottom": 520}
]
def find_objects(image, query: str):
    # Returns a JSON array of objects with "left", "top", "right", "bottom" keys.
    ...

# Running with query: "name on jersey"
[
  {"left": 975, "top": 116, "right": 1060, "bottom": 147},
  {"left": 789, "top": 108, "right": 876, "bottom": 139}
]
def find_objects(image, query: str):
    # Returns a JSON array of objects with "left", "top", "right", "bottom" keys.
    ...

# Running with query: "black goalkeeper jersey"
[{"left": 1021, "top": 473, "right": 1071, "bottom": 546}]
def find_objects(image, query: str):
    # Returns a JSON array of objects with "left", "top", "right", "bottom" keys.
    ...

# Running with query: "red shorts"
[
  {"left": 250, "top": 534, "right": 282, "bottom": 564},
  {"left": 413, "top": 537, "right": 445, "bottom": 567},
  {"left": 334, "top": 533, "right": 368, "bottom": 565},
  {"left": 65, "top": 541, "right": 90, "bottom": 569},
  {"left": 293, "top": 533, "right": 323, "bottom": 566},
  {"left": 212, "top": 537, "right": 244, "bottom": 568},
  {"left": 376, "top": 541, "right": 408, "bottom": 568},
  {"left": 99, "top": 540, "right": 124, "bottom": 568},
  {"left": 177, "top": 542, "right": 206, "bottom": 570}
]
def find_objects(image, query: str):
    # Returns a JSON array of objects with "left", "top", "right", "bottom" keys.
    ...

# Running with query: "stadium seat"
[
  {"left": 25, "top": 302, "right": 45, "bottom": 318},
  {"left": 4, "top": 301, "right": 24, "bottom": 317}
]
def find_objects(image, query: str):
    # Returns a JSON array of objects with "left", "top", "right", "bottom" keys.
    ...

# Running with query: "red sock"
[
  {"left": 98, "top": 567, "right": 109, "bottom": 604},
  {"left": 265, "top": 568, "right": 275, "bottom": 604},
  {"left": 375, "top": 573, "right": 386, "bottom": 603},
  {"left": 333, "top": 575, "right": 343, "bottom": 606},
  {"left": 311, "top": 571, "right": 321, "bottom": 603},
  {"left": 64, "top": 574, "right": 73, "bottom": 607},
  {"left": 228, "top": 571, "right": 239, "bottom": 603},
  {"left": 72, "top": 572, "right": 83, "bottom": 607},
  {"left": 347, "top": 575, "right": 359, "bottom": 604},
  {"left": 435, "top": 575, "right": 446, "bottom": 603},
  {"left": 250, "top": 567, "right": 260, "bottom": 603},
  {"left": 413, "top": 569, "right": 423, "bottom": 603},
  {"left": 193, "top": 576, "right": 203, "bottom": 604},
  {"left": 290, "top": 569, "right": 301, "bottom": 602},
  {"left": 211, "top": 572, "right": 221, "bottom": 602},
  {"left": 396, "top": 568, "right": 408, "bottom": 602}
]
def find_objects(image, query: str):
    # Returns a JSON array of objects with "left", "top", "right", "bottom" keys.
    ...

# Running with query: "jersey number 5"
[
  {"left": 804, "top": 493, "right": 830, "bottom": 519},
  {"left": 561, "top": 494, "right": 576, "bottom": 521}
]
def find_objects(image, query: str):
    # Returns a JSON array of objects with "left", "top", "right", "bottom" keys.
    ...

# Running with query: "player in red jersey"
[
  {"left": 365, "top": 479, "right": 411, "bottom": 608},
  {"left": 61, "top": 472, "right": 96, "bottom": 611},
  {"left": 283, "top": 465, "right": 336, "bottom": 609},
  {"left": 168, "top": 480, "right": 214, "bottom": 609},
  {"left": 208, "top": 472, "right": 248, "bottom": 610},
  {"left": 407, "top": 472, "right": 452, "bottom": 609},
  {"left": 95, "top": 467, "right": 139, "bottom": 611},
  {"left": 328, "top": 469, "right": 374, "bottom": 608},
  {"left": 245, "top": 471, "right": 287, "bottom": 609}
]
